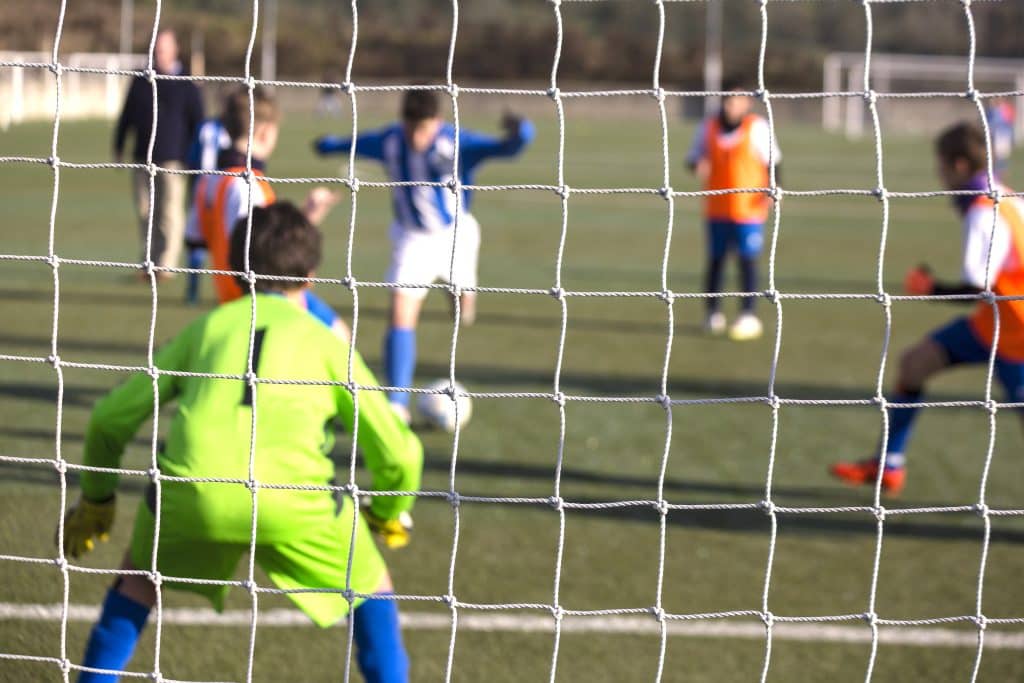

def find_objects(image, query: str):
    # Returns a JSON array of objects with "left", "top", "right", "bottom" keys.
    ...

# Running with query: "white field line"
[{"left": 1, "top": 603, "right": 1022, "bottom": 650}]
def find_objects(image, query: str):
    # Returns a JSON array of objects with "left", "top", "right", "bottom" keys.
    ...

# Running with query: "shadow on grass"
[{"left": 3, "top": 445, "right": 1019, "bottom": 545}]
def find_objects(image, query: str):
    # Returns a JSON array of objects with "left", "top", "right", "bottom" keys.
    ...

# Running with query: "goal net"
[{"left": 1, "top": 0, "right": 1023, "bottom": 682}]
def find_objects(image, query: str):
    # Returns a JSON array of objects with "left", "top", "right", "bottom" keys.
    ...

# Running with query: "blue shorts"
[
  {"left": 930, "top": 317, "right": 1024, "bottom": 403},
  {"left": 707, "top": 220, "right": 764, "bottom": 260}
]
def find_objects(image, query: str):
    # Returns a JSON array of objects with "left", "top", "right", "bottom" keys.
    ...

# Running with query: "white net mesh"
[{"left": 2, "top": 0, "right": 1024, "bottom": 682}]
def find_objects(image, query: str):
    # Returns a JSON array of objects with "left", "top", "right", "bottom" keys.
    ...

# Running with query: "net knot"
[
  {"left": 873, "top": 186, "right": 888, "bottom": 202},
  {"left": 987, "top": 186, "right": 1002, "bottom": 203},
  {"left": 765, "top": 288, "right": 780, "bottom": 304},
  {"left": 242, "top": 579, "right": 257, "bottom": 594},
  {"left": 343, "top": 275, "right": 356, "bottom": 290},
  {"left": 549, "top": 495, "right": 564, "bottom": 511},
  {"left": 244, "top": 76, "right": 257, "bottom": 91},
  {"left": 873, "top": 505, "right": 886, "bottom": 522},
  {"left": 657, "top": 393, "right": 671, "bottom": 409},
  {"left": 443, "top": 593, "right": 457, "bottom": 607},
  {"left": 659, "top": 186, "right": 673, "bottom": 200},
  {"left": 760, "top": 499, "right": 776, "bottom": 516},
  {"left": 549, "top": 286, "right": 566, "bottom": 301},
  {"left": 342, "top": 588, "right": 356, "bottom": 602},
  {"left": 348, "top": 176, "right": 360, "bottom": 193},
  {"left": 48, "top": 62, "right": 61, "bottom": 77},
  {"left": 552, "top": 391, "right": 566, "bottom": 407},
  {"left": 874, "top": 394, "right": 887, "bottom": 410},
  {"left": 147, "top": 162, "right": 158, "bottom": 178},
  {"left": 651, "top": 606, "right": 667, "bottom": 622},
  {"left": 244, "top": 370, "right": 258, "bottom": 389},
  {"left": 143, "top": 68, "right": 156, "bottom": 83},
  {"left": 757, "top": 88, "right": 770, "bottom": 103},
  {"left": 555, "top": 184, "right": 571, "bottom": 199},
  {"left": 447, "top": 83, "right": 459, "bottom": 99},
  {"left": 48, "top": 155, "right": 60, "bottom": 169},
  {"left": 448, "top": 491, "right": 461, "bottom": 508},
  {"left": 141, "top": 260, "right": 156, "bottom": 276},
  {"left": 973, "top": 614, "right": 988, "bottom": 630},
  {"left": 149, "top": 571, "right": 162, "bottom": 587},
  {"left": 984, "top": 399, "right": 998, "bottom": 415},
  {"left": 652, "top": 87, "right": 666, "bottom": 104},
  {"left": 864, "top": 89, "right": 877, "bottom": 105},
  {"left": 761, "top": 611, "right": 775, "bottom": 627},
  {"left": 54, "top": 459, "right": 67, "bottom": 474},
  {"left": 547, "top": 86, "right": 561, "bottom": 100},
  {"left": 247, "top": 478, "right": 260, "bottom": 491},
  {"left": 146, "top": 365, "right": 159, "bottom": 381},
  {"left": 876, "top": 291, "right": 891, "bottom": 307},
  {"left": 147, "top": 467, "right": 159, "bottom": 480},
  {"left": 341, "top": 81, "right": 353, "bottom": 94},
  {"left": 975, "top": 502, "right": 990, "bottom": 518},
  {"left": 246, "top": 270, "right": 257, "bottom": 285},
  {"left": 447, "top": 178, "right": 459, "bottom": 194},
  {"left": 551, "top": 605, "right": 565, "bottom": 621},
  {"left": 863, "top": 611, "right": 878, "bottom": 627},
  {"left": 654, "top": 499, "right": 669, "bottom": 516}
]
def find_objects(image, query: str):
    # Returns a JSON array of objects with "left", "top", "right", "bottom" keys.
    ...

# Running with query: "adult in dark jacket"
[{"left": 114, "top": 28, "right": 203, "bottom": 279}]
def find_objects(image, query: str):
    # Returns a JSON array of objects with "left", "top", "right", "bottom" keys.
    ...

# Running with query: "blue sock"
[
  {"left": 353, "top": 594, "right": 408, "bottom": 683},
  {"left": 383, "top": 327, "right": 416, "bottom": 407},
  {"left": 79, "top": 589, "right": 150, "bottom": 683},
  {"left": 880, "top": 390, "right": 921, "bottom": 470},
  {"left": 185, "top": 248, "right": 205, "bottom": 304}
]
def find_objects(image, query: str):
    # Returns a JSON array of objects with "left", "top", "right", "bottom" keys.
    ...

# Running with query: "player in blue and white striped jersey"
[
  {"left": 314, "top": 89, "right": 534, "bottom": 423},
  {"left": 184, "top": 117, "right": 231, "bottom": 303}
]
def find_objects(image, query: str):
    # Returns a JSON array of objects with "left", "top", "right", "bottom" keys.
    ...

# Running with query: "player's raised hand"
[
  {"left": 58, "top": 496, "right": 115, "bottom": 559},
  {"left": 501, "top": 112, "right": 524, "bottom": 137},
  {"left": 302, "top": 187, "right": 342, "bottom": 226},
  {"left": 362, "top": 508, "right": 413, "bottom": 550},
  {"left": 904, "top": 264, "right": 935, "bottom": 296}
]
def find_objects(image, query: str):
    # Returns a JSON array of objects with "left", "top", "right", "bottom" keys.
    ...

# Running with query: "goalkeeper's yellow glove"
[
  {"left": 361, "top": 508, "right": 413, "bottom": 550},
  {"left": 58, "top": 496, "right": 116, "bottom": 559}
]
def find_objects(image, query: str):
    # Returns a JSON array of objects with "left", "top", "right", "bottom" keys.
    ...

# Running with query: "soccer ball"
[{"left": 416, "top": 379, "right": 472, "bottom": 432}]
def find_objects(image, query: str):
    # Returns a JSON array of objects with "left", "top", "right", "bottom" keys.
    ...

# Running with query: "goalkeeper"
[
  {"left": 832, "top": 121, "right": 1024, "bottom": 494},
  {"left": 61, "top": 202, "right": 423, "bottom": 682}
]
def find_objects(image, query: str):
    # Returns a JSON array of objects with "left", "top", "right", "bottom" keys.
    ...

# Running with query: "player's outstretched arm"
[
  {"left": 904, "top": 264, "right": 983, "bottom": 299},
  {"left": 459, "top": 114, "right": 535, "bottom": 166},
  {"left": 302, "top": 186, "right": 342, "bottom": 226},
  {"left": 313, "top": 127, "right": 389, "bottom": 161}
]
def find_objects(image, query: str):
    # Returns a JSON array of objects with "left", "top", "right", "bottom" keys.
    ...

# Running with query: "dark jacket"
[{"left": 114, "top": 71, "right": 203, "bottom": 164}]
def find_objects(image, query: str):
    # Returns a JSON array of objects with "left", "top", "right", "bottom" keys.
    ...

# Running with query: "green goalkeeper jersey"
[{"left": 80, "top": 293, "right": 422, "bottom": 543}]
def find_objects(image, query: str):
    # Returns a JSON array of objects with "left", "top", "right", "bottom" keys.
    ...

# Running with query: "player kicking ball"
[
  {"left": 187, "top": 85, "right": 348, "bottom": 340},
  {"left": 60, "top": 203, "right": 423, "bottom": 683},
  {"left": 313, "top": 89, "right": 534, "bottom": 423},
  {"left": 832, "top": 121, "right": 1024, "bottom": 495},
  {"left": 686, "top": 80, "right": 781, "bottom": 341}
]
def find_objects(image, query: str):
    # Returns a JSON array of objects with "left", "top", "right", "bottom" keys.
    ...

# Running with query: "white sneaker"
[
  {"left": 389, "top": 402, "right": 412, "bottom": 426},
  {"left": 704, "top": 311, "right": 727, "bottom": 336},
  {"left": 728, "top": 313, "right": 763, "bottom": 341}
]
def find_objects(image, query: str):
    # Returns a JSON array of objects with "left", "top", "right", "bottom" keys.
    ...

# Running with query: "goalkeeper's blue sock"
[
  {"left": 79, "top": 588, "right": 150, "bottom": 682},
  {"left": 353, "top": 594, "right": 408, "bottom": 683},
  {"left": 384, "top": 327, "right": 416, "bottom": 407},
  {"left": 879, "top": 390, "right": 921, "bottom": 469}
]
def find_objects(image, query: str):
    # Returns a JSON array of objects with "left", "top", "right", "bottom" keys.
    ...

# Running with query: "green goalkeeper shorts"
[{"left": 128, "top": 495, "right": 387, "bottom": 628}]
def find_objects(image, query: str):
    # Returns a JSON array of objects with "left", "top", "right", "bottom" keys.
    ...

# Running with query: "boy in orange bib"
[{"left": 686, "top": 80, "right": 781, "bottom": 341}]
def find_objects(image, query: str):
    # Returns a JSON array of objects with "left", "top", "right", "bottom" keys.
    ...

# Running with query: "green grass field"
[{"left": 2, "top": 101, "right": 1024, "bottom": 682}]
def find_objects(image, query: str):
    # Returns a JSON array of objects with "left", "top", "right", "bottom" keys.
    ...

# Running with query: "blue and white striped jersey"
[
  {"left": 188, "top": 118, "right": 231, "bottom": 172},
  {"left": 316, "top": 119, "right": 534, "bottom": 231}
]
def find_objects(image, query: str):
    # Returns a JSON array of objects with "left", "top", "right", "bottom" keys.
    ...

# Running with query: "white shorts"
[{"left": 385, "top": 214, "right": 481, "bottom": 300}]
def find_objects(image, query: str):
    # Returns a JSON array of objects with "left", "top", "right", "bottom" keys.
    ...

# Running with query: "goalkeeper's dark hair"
[
  {"left": 936, "top": 121, "right": 988, "bottom": 173},
  {"left": 223, "top": 85, "right": 280, "bottom": 142},
  {"left": 229, "top": 202, "right": 322, "bottom": 292},
  {"left": 721, "top": 77, "right": 749, "bottom": 94},
  {"left": 401, "top": 88, "right": 440, "bottom": 123}
]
